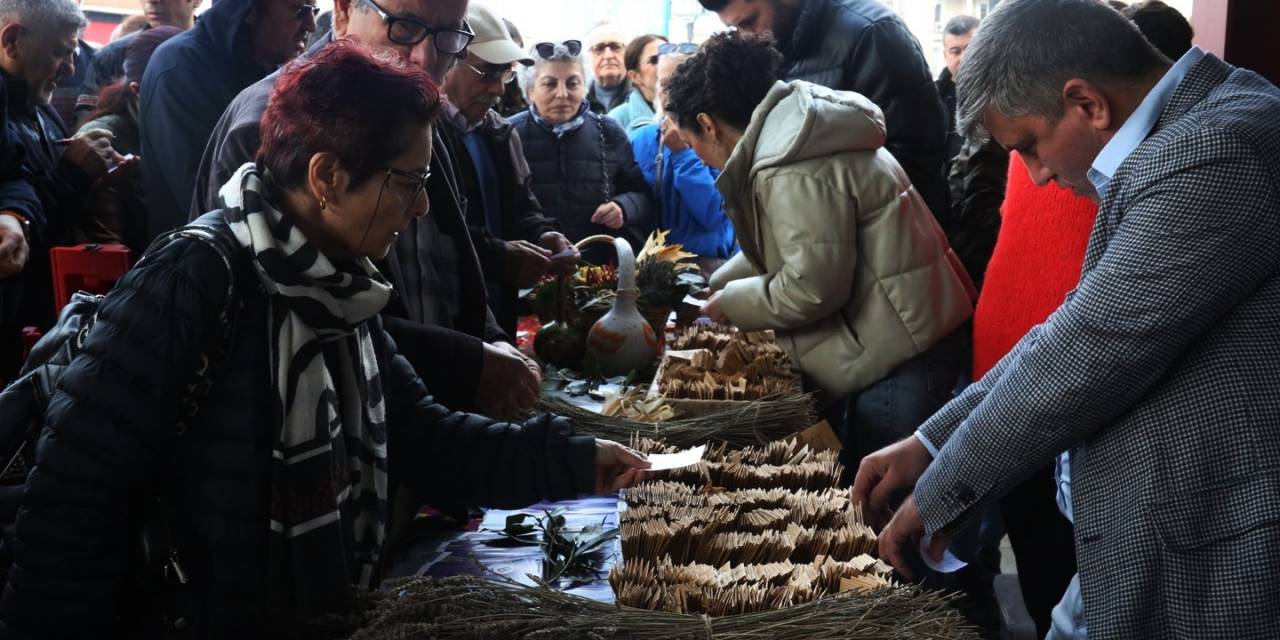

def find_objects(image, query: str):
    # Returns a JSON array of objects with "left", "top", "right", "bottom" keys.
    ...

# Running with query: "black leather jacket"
[{"left": 776, "top": 0, "right": 952, "bottom": 226}]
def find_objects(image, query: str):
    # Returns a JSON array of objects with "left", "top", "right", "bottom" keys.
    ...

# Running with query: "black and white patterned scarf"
[{"left": 222, "top": 163, "right": 393, "bottom": 619}]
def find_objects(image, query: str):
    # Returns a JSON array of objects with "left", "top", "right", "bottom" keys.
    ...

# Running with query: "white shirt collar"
[{"left": 1087, "top": 47, "right": 1205, "bottom": 200}]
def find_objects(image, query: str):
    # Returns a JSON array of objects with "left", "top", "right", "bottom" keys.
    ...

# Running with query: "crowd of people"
[{"left": 0, "top": 0, "right": 1275, "bottom": 637}]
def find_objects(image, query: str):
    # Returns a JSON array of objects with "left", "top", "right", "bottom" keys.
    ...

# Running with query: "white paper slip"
[
  {"left": 643, "top": 444, "right": 707, "bottom": 471},
  {"left": 681, "top": 294, "right": 708, "bottom": 309}
]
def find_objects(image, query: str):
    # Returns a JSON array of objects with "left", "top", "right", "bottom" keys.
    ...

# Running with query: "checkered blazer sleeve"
[{"left": 915, "top": 129, "right": 1280, "bottom": 536}]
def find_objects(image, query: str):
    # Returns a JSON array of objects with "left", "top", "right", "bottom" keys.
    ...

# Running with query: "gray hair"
[
  {"left": 956, "top": 0, "right": 1168, "bottom": 143},
  {"left": 944, "top": 15, "right": 980, "bottom": 37},
  {"left": 0, "top": 0, "right": 86, "bottom": 35},
  {"left": 518, "top": 44, "right": 586, "bottom": 100}
]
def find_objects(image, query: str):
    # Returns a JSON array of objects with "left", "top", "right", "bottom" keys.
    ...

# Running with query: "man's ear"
[
  {"left": 332, "top": 0, "right": 353, "bottom": 35},
  {"left": 0, "top": 23, "right": 25, "bottom": 60},
  {"left": 1062, "top": 78, "right": 1114, "bottom": 133}
]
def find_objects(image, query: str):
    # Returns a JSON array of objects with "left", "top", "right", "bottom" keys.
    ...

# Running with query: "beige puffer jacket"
[{"left": 710, "top": 80, "right": 974, "bottom": 399}]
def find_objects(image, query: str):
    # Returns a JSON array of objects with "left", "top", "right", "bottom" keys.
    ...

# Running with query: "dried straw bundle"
[
  {"left": 535, "top": 393, "right": 817, "bottom": 449},
  {"left": 351, "top": 574, "right": 983, "bottom": 639}
]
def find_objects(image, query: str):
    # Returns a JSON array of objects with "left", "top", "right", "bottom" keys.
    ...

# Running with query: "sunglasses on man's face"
[
  {"left": 467, "top": 63, "right": 516, "bottom": 85},
  {"left": 534, "top": 40, "right": 582, "bottom": 59},
  {"left": 590, "top": 41, "right": 624, "bottom": 55}
]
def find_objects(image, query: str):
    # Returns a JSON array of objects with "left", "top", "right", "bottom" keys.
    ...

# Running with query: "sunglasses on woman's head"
[
  {"left": 657, "top": 42, "right": 701, "bottom": 57},
  {"left": 534, "top": 40, "right": 582, "bottom": 59}
]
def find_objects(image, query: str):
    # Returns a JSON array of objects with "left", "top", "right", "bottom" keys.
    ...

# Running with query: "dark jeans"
[
  {"left": 833, "top": 327, "right": 970, "bottom": 479},
  {"left": 1001, "top": 465, "right": 1078, "bottom": 638}
]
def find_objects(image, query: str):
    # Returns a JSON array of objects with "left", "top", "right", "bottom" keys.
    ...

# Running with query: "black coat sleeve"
[
  {"left": 193, "top": 120, "right": 261, "bottom": 219},
  {"left": 845, "top": 19, "right": 951, "bottom": 224},
  {"left": 504, "top": 129, "right": 561, "bottom": 243},
  {"left": 381, "top": 314, "right": 485, "bottom": 412},
  {"left": 946, "top": 137, "right": 1008, "bottom": 292},
  {"left": 0, "top": 179, "right": 42, "bottom": 238},
  {"left": 381, "top": 328, "right": 596, "bottom": 508},
  {"left": 0, "top": 239, "right": 230, "bottom": 639},
  {"left": 468, "top": 223, "right": 509, "bottom": 285},
  {"left": 481, "top": 304, "right": 509, "bottom": 345}
]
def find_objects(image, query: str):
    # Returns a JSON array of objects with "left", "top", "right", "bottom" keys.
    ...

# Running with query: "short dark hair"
[
  {"left": 697, "top": 0, "right": 730, "bottom": 10},
  {"left": 1123, "top": 0, "right": 1193, "bottom": 61},
  {"left": 258, "top": 41, "right": 443, "bottom": 189},
  {"left": 944, "top": 15, "right": 980, "bottom": 37},
  {"left": 624, "top": 33, "right": 668, "bottom": 72},
  {"left": 663, "top": 30, "right": 783, "bottom": 133}
]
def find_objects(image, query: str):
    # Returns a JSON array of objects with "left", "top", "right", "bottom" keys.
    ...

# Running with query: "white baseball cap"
[{"left": 466, "top": 4, "right": 535, "bottom": 67}]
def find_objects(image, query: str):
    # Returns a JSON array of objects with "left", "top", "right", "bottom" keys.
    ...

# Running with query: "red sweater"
[{"left": 972, "top": 153, "right": 1099, "bottom": 379}]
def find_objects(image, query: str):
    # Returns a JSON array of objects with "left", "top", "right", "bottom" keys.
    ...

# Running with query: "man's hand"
[
  {"left": 878, "top": 494, "right": 949, "bottom": 581},
  {"left": 661, "top": 117, "right": 689, "bottom": 152},
  {"left": 99, "top": 153, "right": 141, "bottom": 189},
  {"left": 504, "top": 239, "right": 552, "bottom": 288},
  {"left": 851, "top": 435, "right": 935, "bottom": 529},
  {"left": 60, "top": 129, "right": 124, "bottom": 180},
  {"left": 701, "top": 290, "right": 730, "bottom": 325},
  {"left": 590, "top": 202, "right": 625, "bottom": 229},
  {"left": 594, "top": 439, "right": 650, "bottom": 494},
  {"left": 473, "top": 341, "right": 542, "bottom": 419},
  {"left": 538, "top": 231, "right": 580, "bottom": 276},
  {"left": 0, "top": 213, "right": 29, "bottom": 279}
]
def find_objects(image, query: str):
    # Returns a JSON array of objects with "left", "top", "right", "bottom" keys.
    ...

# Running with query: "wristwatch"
[{"left": 0, "top": 211, "right": 30, "bottom": 235}]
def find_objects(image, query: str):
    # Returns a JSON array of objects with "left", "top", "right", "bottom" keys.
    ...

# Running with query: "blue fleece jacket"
[{"left": 628, "top": 123, "right": 736, "bottom": 259}]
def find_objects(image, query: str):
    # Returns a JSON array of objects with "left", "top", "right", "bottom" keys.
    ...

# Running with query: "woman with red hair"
[{"left": 0, "top": 41, "right": 647, "bottom": 638}]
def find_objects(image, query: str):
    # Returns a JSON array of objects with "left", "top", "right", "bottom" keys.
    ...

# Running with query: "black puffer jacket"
[
  {"left": 509, "top": 105, "right": 654, "bottom": 252},
  {"left": 776, "top": 0, "right": 951, "bottom": 226},
  {"left": 0, "top": 215, "right": 596, "bottom": 639}
]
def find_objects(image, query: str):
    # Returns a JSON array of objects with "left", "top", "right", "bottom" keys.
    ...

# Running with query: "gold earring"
[{"left": 320, "top": 195, "right": 327, "bottom": 210}]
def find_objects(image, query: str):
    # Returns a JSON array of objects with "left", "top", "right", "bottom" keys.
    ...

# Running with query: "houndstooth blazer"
[{"left": 914, "top": 54, "right": 1280, "bottom": 638}]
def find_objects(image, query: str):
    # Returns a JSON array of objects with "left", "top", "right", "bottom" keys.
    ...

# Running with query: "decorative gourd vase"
[
  {"left": 582, "top": 236, "right": 659, "bottom": 376},
  {"left": 534, "top": 275, "right": 587, "bottom": 369}
]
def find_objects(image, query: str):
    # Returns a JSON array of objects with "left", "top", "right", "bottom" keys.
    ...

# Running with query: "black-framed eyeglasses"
[
  {"left": 466, "top": 63, "right": 516, "bottom": 85},
  {"left": 533, "top": 40, "right": 582, "bottom": 60},
  {"left": 589, "top": 41, "right": 623, "bottom": 55},
  {"left": 361, "top": 0, "right": 474, "bottom": 54},
  {"left": 385, "top": 166, "right": 431, "bottom": 202},
  {"left": 657, "top": 42, "right": 700, "bottom": 57},
  {"left": 282, "top": 0, "right": 320, "bottom": 22}
]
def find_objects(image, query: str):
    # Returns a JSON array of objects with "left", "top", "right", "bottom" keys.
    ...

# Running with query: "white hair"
[{"left": 0, "top": 0, "right": 86, "bottom": 35}]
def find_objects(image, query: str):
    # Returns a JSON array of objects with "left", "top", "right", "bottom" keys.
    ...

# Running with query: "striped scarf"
[{"left": 221, "top": 163, "right": 393, "bottom": 619}]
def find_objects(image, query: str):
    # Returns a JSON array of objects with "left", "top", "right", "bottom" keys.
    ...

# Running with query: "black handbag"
[{"left": 0, "top": 215, "right": 243, "bottom": 632}]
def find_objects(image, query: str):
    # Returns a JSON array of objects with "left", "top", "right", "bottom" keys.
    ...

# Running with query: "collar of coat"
[{"left": 716, "top": 80, "right": 887, "bottom": 270}]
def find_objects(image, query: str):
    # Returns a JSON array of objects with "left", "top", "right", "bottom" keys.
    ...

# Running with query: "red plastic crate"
[{"left": 49, "top": 243, "right": 132, "bottom": 313}]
